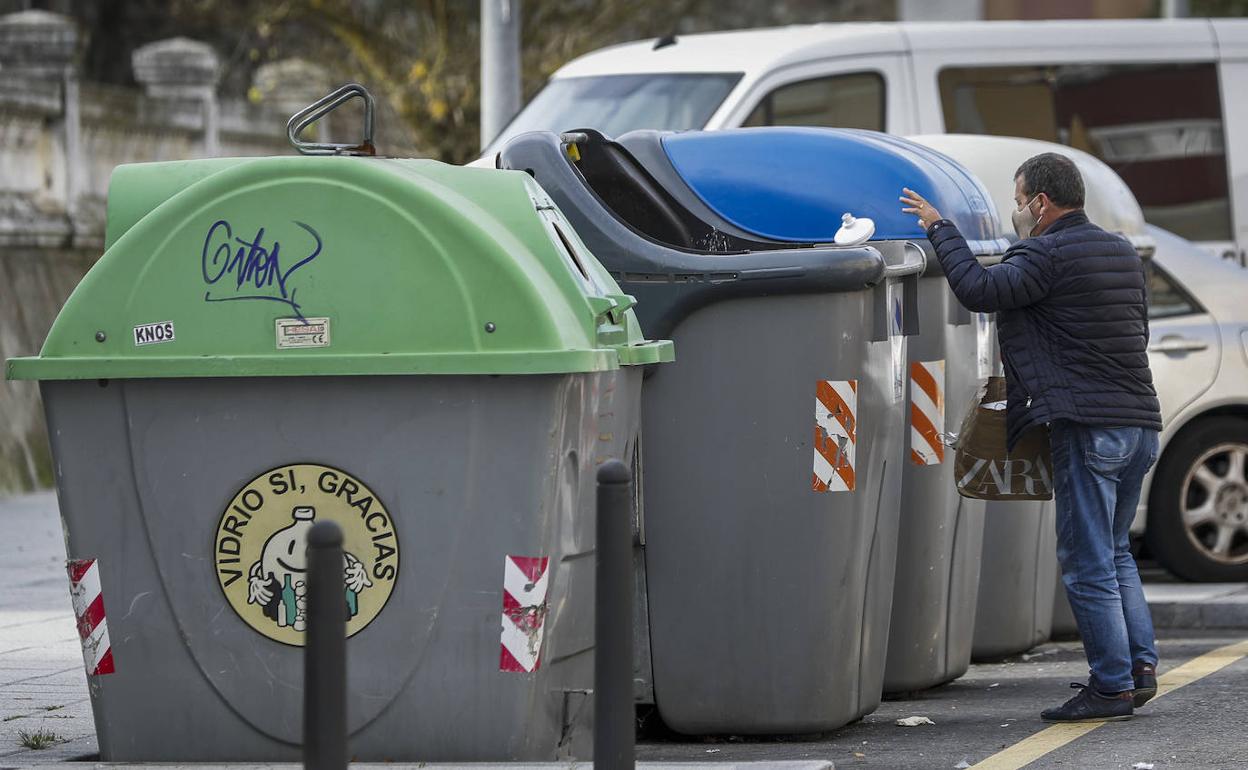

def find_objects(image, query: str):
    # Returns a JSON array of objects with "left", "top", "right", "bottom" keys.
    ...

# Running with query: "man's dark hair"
[{"left": 1014, "top": 152, "right": 1085, "bottom": 208}]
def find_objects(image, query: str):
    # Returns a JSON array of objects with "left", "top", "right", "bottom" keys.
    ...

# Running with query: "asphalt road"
[{"left": 636, "top": 631, "right": 1248, "bottom": 769}]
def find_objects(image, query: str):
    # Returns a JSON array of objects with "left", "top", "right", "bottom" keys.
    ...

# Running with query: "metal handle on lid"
[
  {"left": 882, "top": 240, "right": 928, "bottom": 279},
  {"left": 899, "top": 241, "right": 924, "bottom": 337},
  {"left": 287, "top": 83, "right": 377, "bottom": 157},
  {"left": 871, "top": 241, "right": 925, "bottom": 340}
]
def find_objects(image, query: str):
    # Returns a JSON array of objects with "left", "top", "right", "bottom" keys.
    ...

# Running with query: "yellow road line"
[{"left": 970, "top": 638, "right": 1248, "bottom": 769}]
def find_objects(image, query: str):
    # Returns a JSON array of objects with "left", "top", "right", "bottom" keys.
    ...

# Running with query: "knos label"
[{"left": 133, "top": 321, "right": 175, "bottom": 346}]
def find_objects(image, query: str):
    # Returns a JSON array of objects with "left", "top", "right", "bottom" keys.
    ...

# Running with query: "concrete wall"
[
  {"left": 0, "top": 11, "right": 312, "bottom": 494},
  {"left": 984, "top": 0, "right": 1153, "bottom": 18}
]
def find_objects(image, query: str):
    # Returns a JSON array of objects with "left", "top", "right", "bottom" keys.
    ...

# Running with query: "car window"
[
  {"left": 939, "top": 63, "right": 1231, "bottom": 243},
  {"left": 743, "top": 72, "right": 885, "bottom": 131},
  {"left": 1147, "top": 263, "right": 1202, "bottom": 319}
]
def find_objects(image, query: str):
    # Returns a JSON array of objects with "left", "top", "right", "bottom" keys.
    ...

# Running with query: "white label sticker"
[
  {"left": 888, "top": 282, "right": 906, "bottom": 403},
  {"left": 975, "top": 312, "right": 998, "bottom": 380},
  {"left": 133, "top": 321, "right": 175, "bottom": 346},
  {"left": 276, "top": 317, "right": 331, "bottom": 349}
]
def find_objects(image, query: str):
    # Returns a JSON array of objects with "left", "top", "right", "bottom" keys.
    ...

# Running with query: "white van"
[{"left": 485, "top": 19, "right": 1248, "bottom": 263}]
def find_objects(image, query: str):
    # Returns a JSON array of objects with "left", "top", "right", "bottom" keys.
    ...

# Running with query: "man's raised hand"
[{"left": 901, "top": 187, "right": 943, "bottom": 230}]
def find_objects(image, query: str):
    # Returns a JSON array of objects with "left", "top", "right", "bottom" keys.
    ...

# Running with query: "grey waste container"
[
  {"left": 961, "top": 298, "right": 1058, "bottom": 661},
  {"left": 876, "top": 273, "right": 986, "bottom": 691},
  {"left": 597, "top": 127, "right": 1006, "bottom": 696},
  {"left": 499, "top": 127, "right": 972, "bottom": 734},
  {"left": 846, "top": 133, "right": 1008, "bottom": 694},
  {"left": 973, "top": 501, "right": 1059, "bottom": 659},
  {"left": 5, "top": 153, "right": 671, "bottom": 761},
  {"left": 883, "top": 261, "right": 990, "bottom": 690},
  {"left": 909, "top": 135, "right": 1056, "bottom": 661}
]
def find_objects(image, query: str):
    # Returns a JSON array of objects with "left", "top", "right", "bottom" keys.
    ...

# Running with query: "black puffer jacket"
[{"left": 927, "top": 210, "right": 1162, "bottom": 449}]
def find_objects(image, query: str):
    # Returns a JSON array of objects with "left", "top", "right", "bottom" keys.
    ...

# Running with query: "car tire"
[{"left": 1146, "top": 417, "right": 1248, "bottom": 582}]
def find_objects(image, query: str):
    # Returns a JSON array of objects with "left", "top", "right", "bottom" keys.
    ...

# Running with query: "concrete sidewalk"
[{"left": 0, "top": 491, "right": 97, "bottom": 765}]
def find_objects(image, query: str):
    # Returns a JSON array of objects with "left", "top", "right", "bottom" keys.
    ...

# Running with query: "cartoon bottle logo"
[
  {"left": 248, "top": 506, "right": 315, "bottom": 631},
  {"left": 247, "top": 505, "right": 373, "bottom": 633}
]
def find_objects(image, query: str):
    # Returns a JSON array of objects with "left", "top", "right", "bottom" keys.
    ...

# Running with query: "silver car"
[
  {"left": 914, "top": 135, "right": 1248, "bottom": 582},
  {"left": 1140, "top": 224, "right": 1248, "bottom": 581}
]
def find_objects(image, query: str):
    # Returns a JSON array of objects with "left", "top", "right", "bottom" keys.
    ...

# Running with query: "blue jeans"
[{"left": 1049, "top": 420, "right": 1160, "bottom": 693}]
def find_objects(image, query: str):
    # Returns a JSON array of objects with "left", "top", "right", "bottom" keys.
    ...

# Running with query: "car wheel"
[{"left": 1146, "top": 418, "right": 1248, "bottom": 582}]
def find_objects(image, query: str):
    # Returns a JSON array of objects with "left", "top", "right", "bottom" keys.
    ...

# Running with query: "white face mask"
[{"left": 1011, "top": 195, "right": 1041, "bottom": 239}]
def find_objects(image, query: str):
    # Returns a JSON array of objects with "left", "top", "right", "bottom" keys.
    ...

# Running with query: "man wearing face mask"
[{"left": 900, "top": 152, "right": 1163, "bottom": 723}]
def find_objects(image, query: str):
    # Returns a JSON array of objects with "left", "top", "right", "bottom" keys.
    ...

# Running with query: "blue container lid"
[{"left": 659, "top": 127, "right": 1009, "bottom": 255}]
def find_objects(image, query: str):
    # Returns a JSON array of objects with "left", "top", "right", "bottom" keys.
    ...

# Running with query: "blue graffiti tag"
[{"left": 201, "top": 220, "right": 321, "bottom": 320}]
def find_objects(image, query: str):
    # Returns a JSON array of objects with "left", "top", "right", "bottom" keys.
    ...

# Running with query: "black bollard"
[
  {"left": 304, "top": 520, "right": 347, "bottom": 770},
  {"left": 595, "top": 460, "right": 635, "bottom": 770}
]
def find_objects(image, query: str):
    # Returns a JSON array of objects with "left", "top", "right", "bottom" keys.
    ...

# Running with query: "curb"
[{"left": 1149, "top": 600, "right": 1248, "bottom": 630}]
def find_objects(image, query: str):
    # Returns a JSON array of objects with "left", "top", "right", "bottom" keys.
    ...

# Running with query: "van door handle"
[{"left": 1148, "top": 336, "right": 1210, "bottom": 354}]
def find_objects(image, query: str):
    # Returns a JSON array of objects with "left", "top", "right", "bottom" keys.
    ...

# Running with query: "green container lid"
[{"left": 7, "top": 156, "right": 672, "bottom": 381}]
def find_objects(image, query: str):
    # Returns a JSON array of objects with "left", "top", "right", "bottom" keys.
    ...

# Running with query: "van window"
[
  {"left": 744, "top": 72, "right": 885, "bottom": 131},
  {"left": 939, "top": 63, "right": 1231, "bottom": 243},
  {"left": 484, "top": 73, "right": 741, "bottom": 154}
]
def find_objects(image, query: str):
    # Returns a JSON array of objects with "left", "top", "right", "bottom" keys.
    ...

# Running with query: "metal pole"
[
  {"left": 897, "top": 0, "right": 982, "bottom": 22},
  {"left": 202, "top": 86, "right": 220, "bottom": 158},
  {"left": 479, "top": 0, "right": 521, "bottom": 150},
  {"left": 304, "top": 520, "right": 347, "bottom": 770},
  {"left": 595, "top": 460, "right": 635, "bottom": 770},
  {"left": 1162, "top": 0, "right": 1190, "bottom": 17},
  {"left": 61, "top": 67, "right": 80, "bottom": 221}
]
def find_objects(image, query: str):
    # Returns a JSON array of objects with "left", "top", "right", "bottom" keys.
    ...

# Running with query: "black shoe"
[
  {"left": 1041, "top": 683, "right": 1134, "bottom": 722},
  {"left": 1133, "top": 663, "right": 1157, "bottom": 708}
]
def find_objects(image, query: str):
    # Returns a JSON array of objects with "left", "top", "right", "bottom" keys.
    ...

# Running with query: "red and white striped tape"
[
  {"left": 499, "top": 555, "right": 550, "bottom": 673},
  {"left": 910, "top": 360, "right": 946, "bottom": 466},
  {"left": 813, "top": 379, "right": 857, "bottom": 492},
  {"left": 67, "top": 559, "right": 115, "bottom": 676}
]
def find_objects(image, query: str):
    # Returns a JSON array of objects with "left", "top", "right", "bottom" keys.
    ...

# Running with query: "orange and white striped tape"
[
  {"left": 910, "top": 360, "right": 946, "bottom": 466},
  {"left": 813, "top": 380, "right": 857, "bottom": 492}
]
